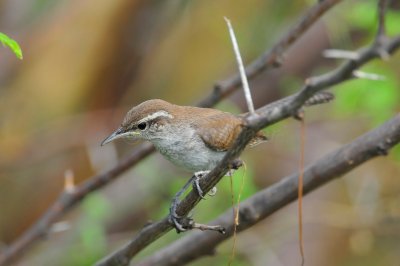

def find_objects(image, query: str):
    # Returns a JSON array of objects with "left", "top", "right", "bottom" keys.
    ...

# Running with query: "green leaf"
[{"left": 0, "top": 32, "right": 23, "bottom": 59}]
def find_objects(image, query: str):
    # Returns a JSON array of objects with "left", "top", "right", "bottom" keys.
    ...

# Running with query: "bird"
[
  {"left": 101, "top": 92, "right": 334, "bottom": 232},
  {"left": 101, "top": 99, "right": 266, "bottom": 172},
  {"left": 101, "top": 99, "right": 267, "bottom": 231}
]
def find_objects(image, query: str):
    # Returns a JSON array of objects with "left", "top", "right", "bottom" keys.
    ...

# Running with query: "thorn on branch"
[
  {"left": 323, "top": 49, "right": 360, "bottom": 60},
  {"left": 352, "top": 70, "right": 386, "bottom": 81},
  {"left": 64, "top": 169, "right": 75, "bottom": 194},
  {"left": 224, "top": 16, "right": 256, "bottom": 115},
  {"left": 192, "top": 223, "right": 226, "bottom": 234}
]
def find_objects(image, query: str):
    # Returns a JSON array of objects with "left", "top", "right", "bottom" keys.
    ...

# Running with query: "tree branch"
[
  {"left": 137, "top": 114, "right": 400, "bottom": 266},
  {"left": 95, "top": 34, "right": 400, "bottom": 266},
  {"left": 0, "top": 1, "right": 340, "bottom": 265}
]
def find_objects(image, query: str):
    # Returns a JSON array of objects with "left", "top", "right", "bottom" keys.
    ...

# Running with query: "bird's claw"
[
  {"left": 193, "top": 176, "right": 206, "bottom": 199},
  {"left": 169, "top": 204, "right": 194, "bottom": 233},
  {"left": 168, "top": 213, "right": 193, "bottom": 233},
  {"left": 193, "top": 171, "right": 211, "bottom": 199}
]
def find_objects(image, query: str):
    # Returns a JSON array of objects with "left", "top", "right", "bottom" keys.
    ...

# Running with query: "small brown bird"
[
  {"left": 102, "top": 93, "right": 333, "bottom": 231},
  {"left": 102, "top": 99, "right": 266, "bottom": 172},
  {"left": 102, "top": 99, "right": 266, "bottom": 231}
]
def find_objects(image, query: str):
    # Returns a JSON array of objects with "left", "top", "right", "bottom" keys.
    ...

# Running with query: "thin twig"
[
  {"left": 353, "top": 70, "right": 386, "bottom": 81},
  {"left": 63, "top": 169, "right": 75, "bottom": 194},
  {"left": 376, "top": 0, "right": 391, "bottom": 60},
  {"left": 323, "top": 49, "right": 360, "bottom": 60},
  {"left": 377, "top": 0, "right": 389, "bottom": 41},
  {"left": 224, "top": 17, "right": 255, "bottom": 115},
  {"left": 298, "top": 118, "right": 305, "bottom": 266}
]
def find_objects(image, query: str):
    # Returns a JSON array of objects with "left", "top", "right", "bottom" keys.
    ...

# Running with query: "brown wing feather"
[
  {"left": 196, "top": 114, "right": 242, "bottom": 151},
  {"left": 195, "top": 113, "right": 266, "bottom": 151}
]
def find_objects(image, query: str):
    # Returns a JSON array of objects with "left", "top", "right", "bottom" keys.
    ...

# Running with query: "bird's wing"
[
  {"left": 195, "top": 113, "right": 267, "bottom": 152},
  {"left": 195, "top": 113, "right": 242, "bottom": 151}
]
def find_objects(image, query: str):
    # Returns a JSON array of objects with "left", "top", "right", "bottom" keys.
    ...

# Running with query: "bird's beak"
[{"left": 101, "top": 127, "right": 140, "bottom": 146}]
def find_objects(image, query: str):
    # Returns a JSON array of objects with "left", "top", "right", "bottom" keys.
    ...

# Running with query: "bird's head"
[{"left": 101, "top": 99, "right": 175, "bottom": 146}]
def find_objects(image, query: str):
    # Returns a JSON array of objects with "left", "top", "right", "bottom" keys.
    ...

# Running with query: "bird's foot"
[
  {"left": 168, "top": 210, "right": 193, "bottom": 233},
  {"left": 168, "top": 171, "right": 225, "bottom": 233},
  {"left": 169, "top": 201, "right": 224, "bottom": 233},
  {"left": 168, "top": 175, "right": 197, "bottom": 233},
  {"left": 168, "top": 213, "right": 225, "bottom": 234},
  {"left": 169, "top": 194, "right": 195, "bottom": 233}
]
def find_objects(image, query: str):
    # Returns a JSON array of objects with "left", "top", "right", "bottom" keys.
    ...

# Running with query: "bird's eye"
[{"left": 137, "top": 122, "right": 148, "bottom": 130}]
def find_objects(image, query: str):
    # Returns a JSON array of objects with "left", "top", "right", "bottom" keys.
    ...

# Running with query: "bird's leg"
[
  {"left": 169, "top": 160, "right": 243, "bottom": 233},
  {"left": 169, "top": 175, "right": 196, "bottom": 233},
  {"left": 193, "top": 171, "right": 210, "bottom": 199},
  {"left": 194, "top": 159, "right": 243, "bottom": 198}
]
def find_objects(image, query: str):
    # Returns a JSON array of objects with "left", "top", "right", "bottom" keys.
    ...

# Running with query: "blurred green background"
[{"left": 0, "top": 0, "right": 399, "bottom": 265}]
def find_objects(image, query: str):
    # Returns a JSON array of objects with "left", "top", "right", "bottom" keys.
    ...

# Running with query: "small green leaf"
[{"left": 0, "top": 32, "right": 23, "bottom": 59}]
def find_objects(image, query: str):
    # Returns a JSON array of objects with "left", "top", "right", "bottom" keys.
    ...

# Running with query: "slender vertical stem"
[
  {"left": 224, "top": 17, "right": 255, "bottom": 115},
  {"left": 298, "top": 119, "right": 306, "bottom": 266}
]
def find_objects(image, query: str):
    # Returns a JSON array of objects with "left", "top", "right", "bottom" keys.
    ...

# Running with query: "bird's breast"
[{"left": 151, "top": 128, "right": 225, "bottom": 172}]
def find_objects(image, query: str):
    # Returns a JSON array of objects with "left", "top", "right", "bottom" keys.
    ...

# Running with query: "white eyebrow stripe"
[{"left": 137, "top": 111, "right": 173, "bottom": 124}]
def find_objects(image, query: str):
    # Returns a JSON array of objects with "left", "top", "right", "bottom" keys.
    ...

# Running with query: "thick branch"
[
  {"left": 138, "top": 114, "right": 400, "bottom": 266},
  {"left": 95, "top": 35, "right": 400, "bottom": 266},
  {"left": 0, "top": 1, "right": 340, "bottom": 265}
]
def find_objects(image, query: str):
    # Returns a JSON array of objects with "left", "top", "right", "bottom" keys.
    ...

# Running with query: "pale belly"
[{"left": 152, "top": 137, "right": 225, "bottom": 172}]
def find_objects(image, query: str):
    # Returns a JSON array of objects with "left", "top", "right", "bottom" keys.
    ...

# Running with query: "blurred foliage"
[
  {"left": 333, "top": 62, "right": 399, "bottom": 126},
  {"left": 332, "top": 0, "right": 400, "bottom": 127},
  {"left": 0, "top": 32, "right": 22, "bottom": 59},
  {"left": 64, "top": 194, "right": 110, "bottom": 265},
  {"left": 346, "top": 1, "right": 400, "bottom": 37}
]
